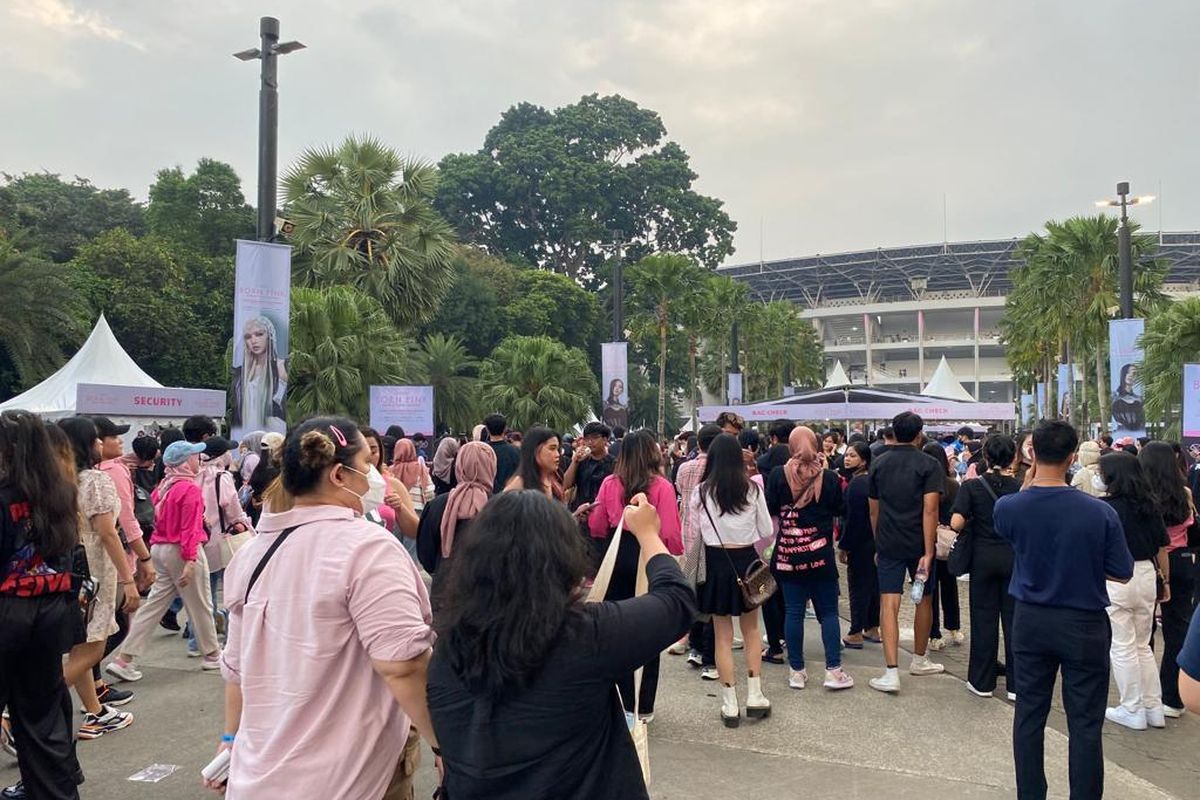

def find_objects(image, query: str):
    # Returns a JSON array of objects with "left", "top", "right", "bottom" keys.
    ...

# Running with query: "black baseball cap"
[
  {"left": 203, "top": 437, "right": 237, "bottom": 458},
  {"left": 92, "top": 416, "right": 130, "bottom": 438}
]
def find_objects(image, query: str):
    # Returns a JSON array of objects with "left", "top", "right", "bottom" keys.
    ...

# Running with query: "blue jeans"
[{"left": 781, "top": 578, "right": 842, "bottom": 671}]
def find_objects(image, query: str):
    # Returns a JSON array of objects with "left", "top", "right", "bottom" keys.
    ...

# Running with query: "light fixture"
[
  {"left": 273, "top": 40, "right": 306, "bottom": 54},
  {"left": 233, "top": 48, "right": 261, "bottom": 60}
]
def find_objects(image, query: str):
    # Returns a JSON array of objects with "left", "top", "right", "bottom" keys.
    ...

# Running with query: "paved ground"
[{"left": 3, "top": 569, "right": 1196, "bottom": 798}]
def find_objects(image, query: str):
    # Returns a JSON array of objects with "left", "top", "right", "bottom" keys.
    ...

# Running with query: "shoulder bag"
[
  {"left": 214, "top": 473, "right": 252, "bottom": 564},
  {"left": 585, "top": 514, "right": 651, "bottom": 787},
  {"left": 700, "top": 494, "right": 777, "bottom": 610},
  {"left": 947, "top": 477, "right": 997, "bottom": 577}
]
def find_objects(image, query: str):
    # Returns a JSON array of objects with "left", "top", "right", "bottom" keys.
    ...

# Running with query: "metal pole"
[
  {"left": 1117, "top": 181, "right": 1133, "bottom": 319},
  {"left": 730, "top": 321, "right": 740, "bottom": 373},
  {"left": 257, "top": 17, "right": 280, "bottom": 242},
  {"left": 611, "top": 239, "right": 624, "bottom": 342}
]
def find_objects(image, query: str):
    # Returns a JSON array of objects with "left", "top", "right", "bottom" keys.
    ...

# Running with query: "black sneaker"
[
  {"left": 1, "top": 781, "right": 25, "bottom": 799},
  {"left": 96, "top": 682, "right": 134, "bottom": 707},
  {"left": 159, "top": 610, "right": 181, "bottom": 632}
]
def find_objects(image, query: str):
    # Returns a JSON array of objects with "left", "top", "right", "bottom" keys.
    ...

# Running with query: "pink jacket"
[
  {"left": 151, "top": 480, "right": 208, "bottom": 562},
  {"left": 588, "top": 474, "right": 682, "bottom": 555},
  {"left": 201, "top": 465, "right": 255, "bottom": 570},
  {"left": 98, "top": 456, "right": 144, "bottom": 574}
]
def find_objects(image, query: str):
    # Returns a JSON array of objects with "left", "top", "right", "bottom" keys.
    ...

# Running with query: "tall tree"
[
  {"left": 741, "top": 301, "right": 824, "bottom": 401},
  {"left": 415, "top": 334, "right": 479, "bottom": 434},
  {"left": 479, "top": 336, "right": 597, "bottom": 432},
  {"left": 146, "top": 159, "right": 254, "bottom": 257},
  {"left": 1141, "top": 297, "right": 1200, "bottom": 438},
  {"left": 287, "top": 286, "right": 418, "bottom": 423},
  {"left": 627, "top": 253, "right": 704, "bottom": 434},
  {"left": 283, "top": 136, "right": 458, "bottom": 328},
  {"left": 437, "top": 94, "right": 736, "bottom": 284},
  {"left": 0, "top": 172, "right": 144, "bottom": 263}
]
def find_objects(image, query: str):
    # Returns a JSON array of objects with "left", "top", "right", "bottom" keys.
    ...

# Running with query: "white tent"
[
  {"left": 824, "top": 360, "right": 853, "bottom": 389},
  {"left": 0, "top": 315, "right": 161, "bottom": 418},
  {"left": 921, "top": 356, "right": 975, "bottom": 402}
]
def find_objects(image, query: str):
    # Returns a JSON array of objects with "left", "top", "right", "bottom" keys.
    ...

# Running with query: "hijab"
[
  {"left": 391, "top": 438, "right": 428, "bottom": 489},
  {"left": 784, "top": 426, "right": 825, "bottom": 509},
  {"left": 441, "top": 442, "right": 496, "bottom": 558},
  {"left": 158, "top": 455, "right": 200, "bottom": 505},
  {"left": 431, "top": 437, "right": 459, "bottom": 484}
]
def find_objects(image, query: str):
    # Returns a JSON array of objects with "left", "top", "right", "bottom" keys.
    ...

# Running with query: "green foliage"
[
  {"left": 479, "top": 336, "right": 598, "bottom": 432},
  {"left": 414, "top": 334, "right": 479, "bottom": 434},
  {"left": 436, "top": 94, "right": 736, "bottom": 284},
  {"left": 146, "top": 159, "right": 254, "bottom": 256},
  {"left": 741, "top": 301, "right": 824, "bottom": 401},
  {"left": 287, "top": 286, "right": 418, "bottom": 423},
  {"left": 0, "top": 172, "right": 144, "bottom": 263},
  {"left": 1141, "top": 297, "right": 1200, "bottom": 438},
  {"left": 0, "top": 240, "right": 89, "bottom": 397},
  {"left": 283, "top": 136, "right": 458, "bottom": 328}
]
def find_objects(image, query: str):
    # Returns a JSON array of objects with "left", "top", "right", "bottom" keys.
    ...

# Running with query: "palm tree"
[
  {"left": 287, "top": 286, "right": 418, "bottom": 422},
  {"left": 1141, "top": 297, "right": 1200, "bottom": 438},
  {"left": 0, "top": 241, "right": 86, "bottom": 394},
  {"left": 704, "top": 275, "right": 748, "bottom": 401},
  {"left": 415, "top": 333, "right": 479, "bottom": 434},
  {"left": 675, "top": 276, "right": 719, "bottom": 431},
  {"left": 283, "top": 136, "right": 458, "bottom": 328},
  {"left": 479, "top": 336, "right": 598, "bottom": 432},
  {"left": 627, "top": 253, "right": 703, "bottom": 434}
]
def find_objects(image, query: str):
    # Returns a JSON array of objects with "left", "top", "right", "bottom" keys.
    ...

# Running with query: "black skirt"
[{"left": 697, "top": 545, "right": 760, "bottom": 617}]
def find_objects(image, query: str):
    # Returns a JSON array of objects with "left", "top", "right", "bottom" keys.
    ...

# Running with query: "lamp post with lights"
[
  {"left": 1096, "top": 182, "right": 1155, "bottom": 319},
  {"left": 235, "top": 17, "right": 306, "bottom": 242}
]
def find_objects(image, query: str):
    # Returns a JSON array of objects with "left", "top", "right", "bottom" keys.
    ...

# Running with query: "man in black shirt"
[
  {"left": 563, "top": 421, "right": 614, "bottom": 512},
  {"left": 757, "top": 420, "right": 794, "bottom": 475},
  {"left": 867, "top": 412, "right": 945, "bottom": 693},
  {"left": 483, "top": 414, "right": 520, "bottom": 494}
]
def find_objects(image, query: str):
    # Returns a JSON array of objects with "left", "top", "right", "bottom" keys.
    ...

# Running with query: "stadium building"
[{"left": 720, "top": 232, "right": 1200, "bottom": 404}]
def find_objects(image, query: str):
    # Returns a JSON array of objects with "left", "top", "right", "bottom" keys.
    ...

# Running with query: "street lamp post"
[
  {"left": 1096, "top": 182, "right": 1154, "bottom": 319},
  {"left": 235, "top": 17, "right": 305, "bottom": 242}
]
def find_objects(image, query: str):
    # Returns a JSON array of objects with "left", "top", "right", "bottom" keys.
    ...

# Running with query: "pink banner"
[
  {"left": 699, "top": 400, "right": 1014, "bottom": 423},
  {"left": 76, "top": 383, "right": 227, "bottom": 418}
]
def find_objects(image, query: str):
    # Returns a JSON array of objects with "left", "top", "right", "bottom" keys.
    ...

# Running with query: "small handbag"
[
  {"left": 700, "top": 496, "right": 777, "bottom": 610},
  {"left": 935, "top": 525, "right": 957, "bottom": 560}
]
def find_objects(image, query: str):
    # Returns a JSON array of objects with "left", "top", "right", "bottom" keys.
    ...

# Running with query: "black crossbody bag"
[{"left": 947, "top": 476, "right": 998, "bottom": 577}]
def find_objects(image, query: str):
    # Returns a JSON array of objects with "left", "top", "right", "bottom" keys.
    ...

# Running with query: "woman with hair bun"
[{"left": 206, "top": 417, "right": 436, "bottom": 799}]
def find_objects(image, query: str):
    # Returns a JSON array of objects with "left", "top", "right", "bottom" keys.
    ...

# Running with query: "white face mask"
[{"left": 341, "top": 465, "right": 387, "bottom": 515}]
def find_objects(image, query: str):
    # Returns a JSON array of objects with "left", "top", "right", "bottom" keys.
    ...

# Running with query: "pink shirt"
[
  {"left": 220, "top": 504, "right": 434, "bottom": 800},
  {"left": 1167, "top": 515, "right": 1193, "bottom": 551},
  {"left": 98, "top": 457, "right": 143, "bottom": 574},
  {"left": 200, "top": 466, "right": 254, "bottom": 571},
  {"left": 588, "top": 474, "right": 683, "bottom": 555},
  {"left": 150, "top": 481, "right": 207, "bottom": 562}
]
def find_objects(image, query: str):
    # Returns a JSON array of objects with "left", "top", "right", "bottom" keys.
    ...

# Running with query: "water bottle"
[{"left": 911, "top": 565, "right": 928, "bottom": 604}]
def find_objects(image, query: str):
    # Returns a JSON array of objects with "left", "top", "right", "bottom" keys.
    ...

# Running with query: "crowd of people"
[{"left": 3, "top": 406, "right": 1200, "bottom": 799}]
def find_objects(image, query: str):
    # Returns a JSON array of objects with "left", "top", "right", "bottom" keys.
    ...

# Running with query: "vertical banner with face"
[
  {"left": 1109, "top": 318, "right": 1146, "bottom": 440},
  {"left": 600, "top": 342, "right": 629, "bottom": 431},
  {"left": 230, "top": 240, "right": 292, "bottom": 440},
  {"left": 1181, "top": 364, "right": 1200, "bottom": 460},
  {"left": 728, "top": 372, "right": 744, "bottom": 405},
  {"left": 1019, "top": 393, "right": 1035, "bottom": 426},
  {"left": 1057, "top": 363, "right": 1073, "bottom": 422}
]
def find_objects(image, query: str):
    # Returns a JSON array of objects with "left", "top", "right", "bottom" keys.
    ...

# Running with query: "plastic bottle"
[{"left": 911, "top": 564, "right": 928, "bottom": 604}]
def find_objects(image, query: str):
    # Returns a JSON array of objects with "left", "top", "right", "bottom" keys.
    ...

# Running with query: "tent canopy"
[
  {"left": 0, "top": 315, "right": 161, "bottom": 418},
  {"left": 921, "top": 356, "right": 975, "bottom": 402},
  {"left": 824, "top": 360, "right": 852, "bottom": 389}
]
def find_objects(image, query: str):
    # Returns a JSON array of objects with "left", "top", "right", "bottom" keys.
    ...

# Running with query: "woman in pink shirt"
[
  {"left": 207, "top": 417, "right": 438, "bottom": 799},
  {"left": 588, "top": 428, "right": 682, "bottom": 719},
  {"left": 108, "top": 441, "right": 223, "bottom": 678}
]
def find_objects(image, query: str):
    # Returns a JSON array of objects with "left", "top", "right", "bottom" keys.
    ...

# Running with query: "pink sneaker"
[
  {"left": 201, "top": 654, "right": 222, "bottom": 672},
  {"left": 824, "top": 667, "right": 855, "bottom": 690}
]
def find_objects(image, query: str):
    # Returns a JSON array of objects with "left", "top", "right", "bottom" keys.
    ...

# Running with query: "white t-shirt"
[{"left": 687, "top": 483, "right": 773, "bottom": 547}]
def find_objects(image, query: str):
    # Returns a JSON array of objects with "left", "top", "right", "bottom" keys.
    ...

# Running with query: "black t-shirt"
[
  {"left": 764, "top": 468, "right": 844, "bottom": 582},
  {"left": 838, "top": 473, "right": 873, "bottom": 551},
  {"left": 1103, "top": 495, "right": 1170, "bottom": 561},
  {"left": 0, "top": 486, "right": 73, "bottom": 596},
  {"left": 572, "top": 455, "right": 615, "bottom": 511},
  {"left": 488, "top": 441, "right": 521, "bottom": 495},
  {"left": 949, "top": 473, "right": 1021, "bottom": 544},
  {"left": 868, "top": 445, "right": 944, "bottom": 560},
  {"left": 938, "top": 478, "right": 959, "bottom": 526},
  {"left": 756, "top": 444, "right": 790, "bottom": 476},
  {"left": 427, "top": 554, "right": 695, "bottom": 800}
]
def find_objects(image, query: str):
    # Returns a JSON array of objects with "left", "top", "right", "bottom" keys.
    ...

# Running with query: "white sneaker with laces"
[
  {"left": 1145, "top": 707, "right": 1166, "bottom": 729},
  {"left": 909, "top": 655, "right": 945, "bottom": 676},
  {"left": 824, "top": 668, "right": 854, "bottom": 690},
  {"left": 686, "top": 650, "right": 703, "bottom": 667},
  {"left": 104, "top": 659, "right": 143, "bottom": 683},
  {"left": 700, "top": 666, "right": 720, "bottom": 681},
  {"left": 1105, "top": 706, "right": 1148, "bottom": 731},
  {"left": 731, "top": 637, "right": 744, "bottom": 651},
  {"left": 788, "top": 669, "right": 808, "bottom": 690},
  {"left": 869, "top": 668, "right": 900, "bottom": 694},
  {"left": 1163, "top": 706, "right": 1184, "bottom": 719},
  {"left": 947, "top": 630, "right": 965, "bottom": 645},
  {"left": 667, "top": 638, "right": 689, "bottom": 655},
  {"left": 966, "top": 682, "right": 993, "bottom": 698},
  {"left": 927, "top": 637, "right": 945, "bottom": 651}
]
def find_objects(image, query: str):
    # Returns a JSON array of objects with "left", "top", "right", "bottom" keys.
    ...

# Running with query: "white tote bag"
[{"left": 586, "top": 514, "right": 651, "bottom": 787}]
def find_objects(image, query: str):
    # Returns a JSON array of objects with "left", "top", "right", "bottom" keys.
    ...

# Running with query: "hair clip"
[{"left": 328, "top": 425, "right": 348, "bottom": 447}]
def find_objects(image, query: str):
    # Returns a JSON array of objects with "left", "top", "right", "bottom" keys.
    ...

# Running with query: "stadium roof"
[{"left": 719, "top": 231, "right": 1200, "bottom": 307}]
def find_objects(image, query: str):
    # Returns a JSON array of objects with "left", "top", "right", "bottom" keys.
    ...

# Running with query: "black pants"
[
  {"left": 761, "top": 590, "right": 785, "bottom": 654},
  {"left": 688, "top": 620, "right": 715, "bottom": 665},
  {"left": 968, "top": 541, "right": 1015, "bottom": 692},
  {"left": 599, "top": 532, "right": 661, "bottom": 715},
  {"left": 0, "top": 595, "right": 82, "bottom": 800},
  {"left": 845, "top": 540, "right": 880, "bottom": 635},
  {"left": 92, "top": 601, "right": 130, "bottom": 683},
  {"left": 1012, "top": 602, "right": 1110, "bottom": 800},
  {"left": 1160, "top": 550, "right": 1198, "bottom": 709},
  {"left": 929, "top": 558, "right": 961, "bottom": 638}
]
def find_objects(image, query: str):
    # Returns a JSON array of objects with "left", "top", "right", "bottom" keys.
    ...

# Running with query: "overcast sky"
[{"left": 4, "top": 0, "right": 1198, "bottom": 266}]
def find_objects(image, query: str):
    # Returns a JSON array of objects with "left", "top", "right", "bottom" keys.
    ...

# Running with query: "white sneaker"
[
  {"left": 104, "top": 659, "right": 143, "bottom": 683},
  {"left": 947, "top": 630, "right": 965, "bottom": 645},
  {"left": 823, "top": 667, "right": 854, "bottom": 690},
  {"left": 700, "top": 666, "right": 720, "bottom": 681},
  {"left": 927, "top": 637, "right": 945, "bottom": 651},
  {"left": 1163, "top": 706, "right": 1184, "bottom": 719},
  {"left": 667, "top": 638, "right": 689, "bottom": 656},
  {"left": 909, "top": 655, "right": 945, "bottom": 676},
  {"left": 686, "top": 650, "right": 703, "bottom": 667},
  {"left": 788, "top": 669, "right": 808, "bottom": 690},
  {"left": 1105, "top": 706, "right": 1148, "bottom": 731},
  {"left": 1006, "top": 692, "right": 1017, "bottom": 702},
  {"left": 732, "top": 637, "right": 744, "bottom": 651},
  {"left": 1145, "top": 707, "right": 1166, "bottom": 729},
  {"left": 869, "top": 669, "right": 900, "bottom": 694},
  {"left": 966, "top": 682, "right": 994, "bottom": 698}
]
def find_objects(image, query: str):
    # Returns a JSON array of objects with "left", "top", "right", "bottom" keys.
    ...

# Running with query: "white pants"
[
  {"left": 1106, "top": 560, "right": 1162, "bottom": 714},
  {"left": 121, "top": 544, "right": 220, "bottom": 658}
]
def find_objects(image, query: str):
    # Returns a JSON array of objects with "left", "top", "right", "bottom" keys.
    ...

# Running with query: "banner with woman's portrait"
[
  {"left": 600, "top": 342, "right": 629, "bottom": 431},
  {"left": 1108, "top": 318, "right": 1146, "bottom": 441},
  {"left": 230, "top": 240, "right": 292, "bottom": 440}
]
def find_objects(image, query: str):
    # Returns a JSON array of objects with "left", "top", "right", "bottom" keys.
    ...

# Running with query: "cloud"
[{"left": 11, "top": 0, "right": 142, "bottom": 49}]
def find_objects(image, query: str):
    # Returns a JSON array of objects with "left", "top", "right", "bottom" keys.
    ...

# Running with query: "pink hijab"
[
  {"left": 784, "top": 426, "right": 825, "bottom": 509},
  {"left": 441, "top": 442, "right": 497, "bottom": 558},
  {"left": 156, "top": 456, "right": 200, "bottom": 508},
  {"left": 390, "top": 439, "right": 428, "bottom": 489}
]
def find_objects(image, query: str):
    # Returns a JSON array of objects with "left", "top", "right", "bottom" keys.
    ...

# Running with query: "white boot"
[
  {"left": 746, "top": 675, "right": 771, "bottom": 719},
  {"left": 721, "top": 684, "right": 740, "bottom": 728}
]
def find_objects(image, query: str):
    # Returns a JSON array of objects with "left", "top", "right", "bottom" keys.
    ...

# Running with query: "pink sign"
[
  {"left": 76, "top": 383, "right": 227, "bottom": 418},
  {"left": 699, "top": 400, "right": 1015, "bottom": 423}
]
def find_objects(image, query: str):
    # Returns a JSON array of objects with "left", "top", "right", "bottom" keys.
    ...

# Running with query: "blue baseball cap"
[{"left": 163, "top": 440, "right": 207, "bottom": 467}]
